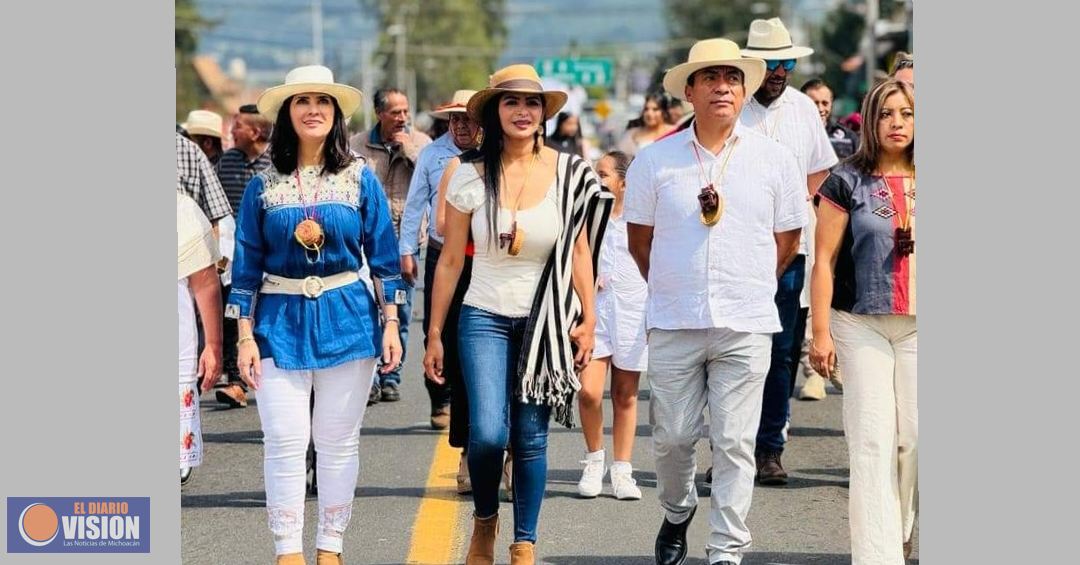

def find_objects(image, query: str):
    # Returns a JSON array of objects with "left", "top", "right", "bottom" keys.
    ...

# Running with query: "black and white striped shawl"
[{"left": 518, "top": 152, "right": 614, "bottom": 428}]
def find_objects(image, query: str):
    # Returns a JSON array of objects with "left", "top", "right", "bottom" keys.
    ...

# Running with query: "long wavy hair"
[
  {"left": 269, "top": 94, "right": 354, "bottom": 176},
  {"left": 625, "top": 92, "right": 671, "bottom": 130},
  {"left": 848, "top": 79, "right": 914, "bottom": 175},
  {"left": 461, "top": 92, "right": 546, "bottom": 247}
]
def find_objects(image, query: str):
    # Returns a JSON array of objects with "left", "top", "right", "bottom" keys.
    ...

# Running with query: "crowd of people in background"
[{"left": 177, "top": 14, "right": 914, "bottom": 565}]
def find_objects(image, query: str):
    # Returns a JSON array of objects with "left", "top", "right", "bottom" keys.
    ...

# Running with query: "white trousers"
[
  {"left": 648, "top": 328, "right": 772, "bottom": 565},
  {"left": 257, "top": 357, "right": 378, "bottom": 555},
  {"left": 831, "top": 310, "right": 918, "bottom": 565},
  {"left": 179, "top": 375, "right": 201, "bottom": 469}
]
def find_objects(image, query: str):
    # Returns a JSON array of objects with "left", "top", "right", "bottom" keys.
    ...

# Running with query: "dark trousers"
[
  {"left": 423, "top": 245, "right": 473, "bottom": 448},
  {"left": 755, "top": 255, "right": 806, "bottom": 454},
  {"left": 221, "top": 283, "right": 243, "bottom": 389}
]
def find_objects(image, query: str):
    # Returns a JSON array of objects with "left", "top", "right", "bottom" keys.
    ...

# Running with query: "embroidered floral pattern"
[
  {"left": 268, "top": 506, "right": 304, "bottom": 536},
  {"left": 260, "top": 161, "right": 362, "bottom": 209},
  {"left": 318, "top": 503, "right": 352, "bottom": 539}
]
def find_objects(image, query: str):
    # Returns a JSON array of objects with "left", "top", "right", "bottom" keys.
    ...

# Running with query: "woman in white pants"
[
  {"left": 177, "top": 193, "right": 222, "bottom": 487},
  {"left": 229, "top": 65, "right": 404, "bottom": 565},
  {"left": 811, "top": 79, "right": 917, "bottom": 564},
  {"left": 576, "top": 151, "right": 647, "bottom": 500}
]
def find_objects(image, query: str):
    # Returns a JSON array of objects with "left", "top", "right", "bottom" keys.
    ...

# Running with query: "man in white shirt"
[
  {"left": 739, "top": 18, "right": 839, "bottom": 485},
  {"left": 624, "top": 38, "right": 806, "bottom": 565}
]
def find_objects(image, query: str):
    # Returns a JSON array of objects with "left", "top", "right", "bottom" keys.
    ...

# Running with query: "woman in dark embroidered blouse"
[{"left": 810, "top": 79, "right": 917, "bottom": 563}]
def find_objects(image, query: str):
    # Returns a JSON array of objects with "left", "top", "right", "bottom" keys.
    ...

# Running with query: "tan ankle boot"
[
  {"left": 509, "top": 541, "right": 535, "bottom": 565},
  {"left": 465, "top": 513, "right": 498, "bottom": 565},
  {"left": 316, "top": 549, "right": 342, "bottom": 565},
  {"left": 275, "top": 553, "right": 306, "bottom": 565}
]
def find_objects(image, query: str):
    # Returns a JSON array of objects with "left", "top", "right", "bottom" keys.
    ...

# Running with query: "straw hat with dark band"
[
  {"left": 466, "top": 64, "right": 567, "bottom": 121},
  {"left": 663, "top": 38, "right": 766, "bottom": 102},
  {"left": 256, "top": 65, "right": 362, "bottom": 121},
  {"left": 429, "top": 89, "right": 479, "bottom": 120}
]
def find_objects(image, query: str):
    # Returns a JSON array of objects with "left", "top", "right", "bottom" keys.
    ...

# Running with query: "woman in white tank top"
[{"left": 422, "top": 64, "right": 611, "bottom": 565}]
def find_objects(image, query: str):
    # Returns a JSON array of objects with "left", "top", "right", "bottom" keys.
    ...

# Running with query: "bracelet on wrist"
[
  {"left": 237, "top": 336, "right": 256, "bottom": 347},
  {"left": 384, "top": 317, "right": 400, "bottom": 326}
]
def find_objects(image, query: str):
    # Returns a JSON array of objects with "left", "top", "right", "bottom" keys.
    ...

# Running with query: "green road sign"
[{"left": 535, "top": 57, "right": 614, "bottom": 87}]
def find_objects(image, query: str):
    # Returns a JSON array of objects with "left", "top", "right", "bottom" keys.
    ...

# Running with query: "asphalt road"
[{"left": 182, "top": 285, "right": 918, "bottom": 565}]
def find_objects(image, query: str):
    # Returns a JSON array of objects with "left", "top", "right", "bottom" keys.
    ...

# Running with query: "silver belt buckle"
[{"left": 301, "top": 276, "right": 326, "bottom": 299}]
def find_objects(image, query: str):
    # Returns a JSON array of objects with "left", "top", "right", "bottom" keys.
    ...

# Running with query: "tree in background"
[
  {"left": 817, "top": 1, "right": 865, "bottom": 113},
  {"left": 175, "top": 0, "right": 217, "bottom": 122},
  {"left": 655, "top": 0, "right": 781, "bottom": 87},
  {"left": 363, "top": 0, "right": 506, "bottom": 111}
]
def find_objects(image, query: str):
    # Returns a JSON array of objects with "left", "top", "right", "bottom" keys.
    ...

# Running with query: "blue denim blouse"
[{"left": 227, "top": 160, "right": 405, "bottom": 370}]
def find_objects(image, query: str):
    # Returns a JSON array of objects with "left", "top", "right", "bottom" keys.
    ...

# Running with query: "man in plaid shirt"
[{"left": 177, "top": 131, "right": 232, "bottom": 225}]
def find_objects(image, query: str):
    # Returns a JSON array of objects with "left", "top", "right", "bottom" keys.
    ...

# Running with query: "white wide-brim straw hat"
[
  {"left": 182, "top": 110, "right": 223, "bottom": 138},
  {"left": 256, "top": 65, "right": 362, "bottom": 120},
  {"left": 430, "top": 89, "right": 479, "bottom": 120},
  {"left": 467, "top": 65, "right": 568, "bottom": 121},
  {"left": 663, "top": 38, "right": 766, "bottom": 101},
  {"left": 740, "top": 18, "right": 814, "bottom": 60}
]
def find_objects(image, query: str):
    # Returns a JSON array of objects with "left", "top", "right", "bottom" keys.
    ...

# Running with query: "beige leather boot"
[
  {"left": 509, "top": 541, "right": 535, "bottom": 565},
  {"left": 465, "top": 513, "right": 499, "bottom": 565},
  {"left": 316, "top": 549, "right": 342, "bottom": 565}
]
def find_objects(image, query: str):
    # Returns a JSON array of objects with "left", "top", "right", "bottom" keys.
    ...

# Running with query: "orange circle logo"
[{"left": 19, "top": 503, "right": 59, "bottom": 546}]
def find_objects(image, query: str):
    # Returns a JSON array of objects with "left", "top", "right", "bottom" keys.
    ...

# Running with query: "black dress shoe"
[
  {"left": 180, "top": 467, "right": 193, "bottom": 487},
  {"left": 381, "top": 382, "right": 401, "bottom": 402},
  {"left": 655, "top": 505, "right": 696, "bottom": 565}
]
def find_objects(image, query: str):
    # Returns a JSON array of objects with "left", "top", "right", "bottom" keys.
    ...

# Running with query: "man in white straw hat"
[
  {"left": 183, "top": 109, "right": 226, "bottom": 165},
  {"left": 739, "top": 17, "right": 839, "bottom": 487},
  {"left": 399, "top": 89, "right": 481, "bottom": 464},
  {"left": 624, "top": 37, "right": 807, "bottom": 565}
]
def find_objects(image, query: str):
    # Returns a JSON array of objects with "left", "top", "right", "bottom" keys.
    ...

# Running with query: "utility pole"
[
  {"left": 865, "top": 0, "right": 879, "bottom": 89},
  {"left": 394, "top": 6, "right": 406, "bottom": 91},
  {"left": 360, "top": 38, "right": 374, "bottom": 132},
  {"left": 311, "top": 0, "right": 324, "bottom": 66}
]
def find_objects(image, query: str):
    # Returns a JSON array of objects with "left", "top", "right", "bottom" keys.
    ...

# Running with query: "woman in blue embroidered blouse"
[{"left": 227, "top": 65, "right": 404, "bottom": 565}]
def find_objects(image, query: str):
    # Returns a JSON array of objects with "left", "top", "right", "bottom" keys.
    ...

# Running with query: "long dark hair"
[
  {"left": 547, "top": 111, "right": 583, "bottom": 156},
  {"left": 626, "top": 92, "right": 671, "bottom": 129},
  {"left": 269, "top": 94, "right": 354, "bottom": 175},
  {"left": 848, "top": 79, "right": 914, "bottom": 175},
  {"left": 462, "top": 92, "right": 546, "bottom": 248}
]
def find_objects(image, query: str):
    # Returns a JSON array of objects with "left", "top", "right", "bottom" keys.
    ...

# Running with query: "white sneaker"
[
  {"left": 799, "top": 373, "right": 827, "bottom": 400},
  {"left": 829, "top": 371, "right": 844, "bottom": 393},
  {"left": 609, "top": 463, "right": 642, "bottom": 500},
  {"left": 577, "top": 450, "right": 606, "bottom": 498}
]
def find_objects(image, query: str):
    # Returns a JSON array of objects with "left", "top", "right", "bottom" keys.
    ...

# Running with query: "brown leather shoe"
[
  {"left": 465, "top": 513, "right": 498, "bottom": 565},
  {"left": 755, "top": 452, "right": 789, "bottom": 486},
  {"left": 904, "top": 540, "right": 913, "bottom": 560},
  {"left": 456, "top": 452, "right": 472, "bottom": 495},
  {"left": 275, "top": 553, "right": 306, "bottom": 565},
  {"left": 509, "top": 541, "right": 535, "bottom": 565},
  {"left": 315, "top": 549, "right": 342, "bottom": 565},
  {"left": 430, "top": 406, "right": 450, "bottom": 430},
  {"left": 215, "top": 383, "right": 248, "bottom": 408}
]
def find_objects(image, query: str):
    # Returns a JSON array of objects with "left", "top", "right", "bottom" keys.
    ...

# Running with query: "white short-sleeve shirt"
[
  {"left": 446, "top": 162, "right": 561, "bottom": 318},
  {"left": 623, "top": 124, "right": 807, "bottom": 333}
]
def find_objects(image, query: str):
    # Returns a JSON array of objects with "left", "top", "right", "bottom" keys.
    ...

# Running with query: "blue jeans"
[
  {"left": 458, "top": 305, "right": 551, "bottom": 543},
  {"left": 376, "top": 283, "right": 412, "bottom": 387},
  {"left": 756, "top": 254, "right": 805, "bottom": 454}
]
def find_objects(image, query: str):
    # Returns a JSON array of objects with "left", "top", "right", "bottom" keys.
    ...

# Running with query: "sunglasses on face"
[{"left": 765, "top": 59, "right": 797, "bottom": 72}]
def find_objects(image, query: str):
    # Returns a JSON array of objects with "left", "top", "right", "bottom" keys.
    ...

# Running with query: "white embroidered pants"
[
  {"left": 256, "top": 357, "right": 378, "bottom": 555},
  {"left": 831, "top": 310, "right": 918, "bottom": 565}
]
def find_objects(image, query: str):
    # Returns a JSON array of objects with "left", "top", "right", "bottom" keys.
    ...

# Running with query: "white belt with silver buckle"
[{"left": 260, "top": 272, "right": 360, "bottom": 299}]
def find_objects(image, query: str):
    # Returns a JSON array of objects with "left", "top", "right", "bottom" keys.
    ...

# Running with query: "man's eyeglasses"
[{"left": 765, "top": 59, "right": 796, "bottom": 72}]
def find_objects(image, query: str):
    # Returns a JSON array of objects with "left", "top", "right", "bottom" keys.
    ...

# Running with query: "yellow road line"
[{"left": 404, "top": 433, "right": 466, "bottom": 564}]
